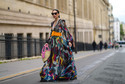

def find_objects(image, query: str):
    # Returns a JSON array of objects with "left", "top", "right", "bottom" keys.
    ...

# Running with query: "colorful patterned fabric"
[{"left": 40, "top": 19, "right": 77, "bottom": 81}]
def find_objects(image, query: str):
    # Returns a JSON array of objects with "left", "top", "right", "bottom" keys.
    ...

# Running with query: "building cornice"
[
  {"left": 0, "top": 9, "right": 52, "bottom": 27},
  {"left": 103, "top": 0, "right": 109, "bottom": 6}
]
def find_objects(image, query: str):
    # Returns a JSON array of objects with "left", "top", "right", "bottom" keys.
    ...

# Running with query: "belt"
[{"left": 51, "top": 31, "right": 62, "bottom": 36}]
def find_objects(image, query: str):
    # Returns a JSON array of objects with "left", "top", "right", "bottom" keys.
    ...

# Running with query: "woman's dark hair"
[
  {"left": 52, "top": 9, "right": 60, "bottom": 18},
  {"left": 62, "top": 19, "right": 66, "bottom": 26},
  {"left": 52, "top": 9, "right": 59, "bottom": 14},
  {"left": 62, "top": 19, "right": 65, "bottom": 22}
]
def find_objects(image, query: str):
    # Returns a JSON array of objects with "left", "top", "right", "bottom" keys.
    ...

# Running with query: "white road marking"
[
  {"left": 0, "top": 70, "right": 39, "bottom": 83},
  {"left": 77, "top": 52, "right": 115, "bottom": 76},
  {"left": 119, "top": 48, "right": 125, "bottom": 53},
  {"left": 0, "top": 50, "right": 111, "bottom": 82},
  {"left": 0, "top": 67, "right": 41, "bottom": 81}
]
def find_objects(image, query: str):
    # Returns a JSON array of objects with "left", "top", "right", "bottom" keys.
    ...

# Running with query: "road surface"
[{"left": 0, "top": 48, "right": 125, "bottom": 84}]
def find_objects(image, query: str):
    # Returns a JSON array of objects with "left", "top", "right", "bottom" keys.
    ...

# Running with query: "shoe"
[
  {"left": 70, "top": 77, "right": 77, "bottom": 80},
  {"left": 40, "top": 79, "right": 47, "bottom": 82},
  {"left": 40, "top": 78, "right": 55, "bottom": 82},
  {"left": 56, "top": 78, "right": 70, "bottom": 81}
]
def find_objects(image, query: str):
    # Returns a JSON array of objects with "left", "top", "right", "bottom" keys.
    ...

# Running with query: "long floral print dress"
[{"left": 40, "top": 19, "right": 77, "bottom": 81}]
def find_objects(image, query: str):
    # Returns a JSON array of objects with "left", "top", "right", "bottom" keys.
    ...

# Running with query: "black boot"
[
  {"left": 70, "top": 77, "right": 77, "bottom": 80},
  {"left": 40, "top": 78, "right": 47, "bottom": 82}
]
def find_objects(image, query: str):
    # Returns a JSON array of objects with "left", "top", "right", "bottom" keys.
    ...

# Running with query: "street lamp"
[{"left": 73, "top": 0, "right": 77, "bottom": 53}]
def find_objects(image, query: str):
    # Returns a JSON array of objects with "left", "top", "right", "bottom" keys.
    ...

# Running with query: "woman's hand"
[
  {"left": 45, "top": 43, "right": 49, "bottom": 47},
  {"left": 69, "top": 42, "right": 72, "bottom": 47}
]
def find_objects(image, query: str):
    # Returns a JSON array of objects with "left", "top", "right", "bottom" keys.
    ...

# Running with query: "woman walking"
[{"left": 40, "top": 9, "right": 77, "bottom": 82}]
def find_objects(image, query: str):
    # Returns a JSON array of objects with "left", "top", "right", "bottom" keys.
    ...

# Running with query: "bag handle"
[
  {"left": 41, "top": 43, "right": 50, "bottom": 58},
  {"left": 44, "top": 43, "right": 50, "bottom": 51}
]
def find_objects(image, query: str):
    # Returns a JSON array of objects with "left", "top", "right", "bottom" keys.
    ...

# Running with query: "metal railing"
[
  {"left": 0, "top": 35, "right": 46, "bottom": 60},
  {"left": 0, "top": 35, "right": 93, "bottom": 60},
  {"left": 77, "top": 42, "right": 93, "bottom": 51}
]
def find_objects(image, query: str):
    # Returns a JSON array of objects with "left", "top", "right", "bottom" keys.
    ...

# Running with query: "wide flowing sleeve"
[
  {"left": 46, "top": 30, "right": 52, "bottom": 44},
  {"left": 60, "top": 20, "right": 73, "bottom": 44},
  {"left": 46, "top": 22, "right": 53, "bottom": 44}
]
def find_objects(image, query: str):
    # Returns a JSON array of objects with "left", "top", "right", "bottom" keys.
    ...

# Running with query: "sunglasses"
[{"left": 51, "top": 12, "right": 58, "bottom": 15}]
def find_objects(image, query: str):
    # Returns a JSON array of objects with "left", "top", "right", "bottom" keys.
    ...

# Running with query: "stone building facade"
[
  {"left": 0, "top": 0, "right": 109, "bottom": 43},
  {"left": 0, "top": 0, "right": 110, "bottom": 59},
  {"left": 108, "top": 3, "right": 114, "bottom": 42},
  {"left": 92, "top": 0, "right": 109, "bottom": 43},
  {"left": 113, "top": 18, "right": 120, "bottom": 41}
]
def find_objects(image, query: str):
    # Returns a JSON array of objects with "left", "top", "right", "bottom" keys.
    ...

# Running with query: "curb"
[
  {"left": 0, "top": 67, "right": 41, "bottom": 81},
  {"left": 0, "top": 56, "right": 41, "bottom": 64}
]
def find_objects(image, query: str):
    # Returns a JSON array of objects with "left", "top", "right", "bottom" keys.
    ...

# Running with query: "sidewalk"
[{"left": 0, "top": 50, "right": 109, "bottom": 80}]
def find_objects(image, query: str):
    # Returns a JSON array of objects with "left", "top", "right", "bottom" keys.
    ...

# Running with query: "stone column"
[
  {"left": 23, "top": 33, "right": 27, "bottom": 57},
  {"left": 68, "top": 0, "right": 73, "bottom": 15},
  {"left": 39, "top": 0, "right": 45, "bottom": 6},
  {"left": 54, "top": 0, "right": 57, "bottom": 8},
  {"left": 82, "top": 0, "right": 84, "bottom": 19},
  {"left": 0, "top": 35, "right": 5, "bottom": 60},
  {"left": 48, "top": 0, "right": 50, "bottom": 8},
  {"left": 43, "top": 32, "right": 46, "bottom": 40},
  {"left": 87, "top": 0, "right": 89, "bottom": 19}
]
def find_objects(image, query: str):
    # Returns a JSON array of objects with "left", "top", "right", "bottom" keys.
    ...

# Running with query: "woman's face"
[{"left": 51, "top": 10, "right": 59, "bottom": 19}]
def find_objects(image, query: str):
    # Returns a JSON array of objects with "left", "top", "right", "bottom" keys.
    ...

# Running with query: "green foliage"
[
  {"left": 120, "top": 37, "right": 122, "bottom": 40},
  {"left": 0, "top": 62, "right": 2, "bottom": 64},
  {"left": 0, "top": 61, "right": 7, "bottom": 64},
  {"left": 120, "top": 24, "right": 124, "bottom": 40}
]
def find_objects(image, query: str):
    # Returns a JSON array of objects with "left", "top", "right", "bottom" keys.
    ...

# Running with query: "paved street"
[{"left": 0, "top": 48, "right": 125, "bottom": 84}]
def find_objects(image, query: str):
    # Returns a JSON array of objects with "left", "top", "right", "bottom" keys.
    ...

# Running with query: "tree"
[{"left": 120, "top": 24, "right": 124, "bottom": 40}]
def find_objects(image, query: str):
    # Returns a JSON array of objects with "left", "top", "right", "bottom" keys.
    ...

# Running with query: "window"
[
  {"left": 17, "top": 34, "right": 23, "bottom": 58},
  {"left": 8, "top": 7, "right": 10, "bottom": 10},
  {"left": 40, "top": 33, "right": 43, "bottom": 40},
  {"left": 5, "top": 34, "right": 13, "bottom": 59},
  {"left": 27, "top": 33, "right": 32, "bottom": 39},
  {"left": 27, "top": 33, "right": 32, "bottom": 57}
]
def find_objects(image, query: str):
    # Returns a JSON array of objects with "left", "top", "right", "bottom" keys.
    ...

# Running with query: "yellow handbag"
[{"left": 41, "top": 43, "right": 51, "bottom": 62}]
